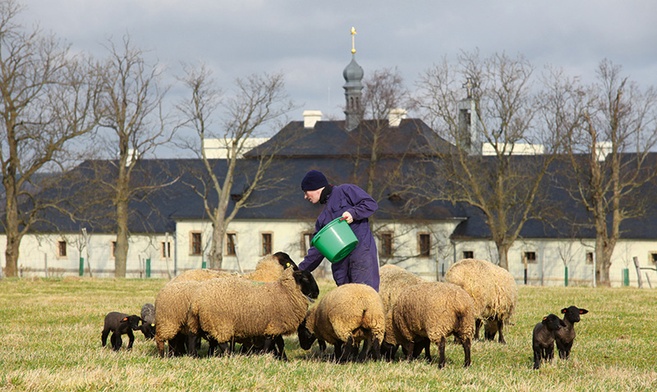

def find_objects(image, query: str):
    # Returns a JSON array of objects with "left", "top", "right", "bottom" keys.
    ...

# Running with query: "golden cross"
[{"left": 350, "top": 27, "right": 357, "bottom": 54}]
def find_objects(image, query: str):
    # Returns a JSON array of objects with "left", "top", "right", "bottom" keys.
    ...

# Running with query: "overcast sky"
[{"left": 17, "top": 0, "right": 657, "bottom": 135}]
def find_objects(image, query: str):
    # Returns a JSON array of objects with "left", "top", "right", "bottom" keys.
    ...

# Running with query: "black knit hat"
[{"left": 301, "top": 170, "right": 329, "bottom": 191}]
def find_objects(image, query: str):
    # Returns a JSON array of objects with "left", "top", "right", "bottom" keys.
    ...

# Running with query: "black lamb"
[
  {"left": 139, "top": 303, "right": 156, "bottom": 340},
  {"left": 555, "top": 306, "right": 588, "bottom": 360},
  {"left": 532, "top": 313, "right": 566, "bottom": 369},
  {"left": 101, "top": 312, "right": 142, "bottom": 351}
]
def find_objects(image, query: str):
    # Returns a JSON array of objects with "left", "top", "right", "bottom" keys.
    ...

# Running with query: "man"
[{"left": 298, "top": 170, "right": 380, "bottom": 291}]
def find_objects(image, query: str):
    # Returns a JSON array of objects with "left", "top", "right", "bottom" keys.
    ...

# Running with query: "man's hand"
[{"left": 341, "top": 211, "right": 353, "bottom": 224}]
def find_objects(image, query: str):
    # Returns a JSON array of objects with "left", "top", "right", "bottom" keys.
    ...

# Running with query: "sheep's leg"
[
  {"left": 437, "top": 337, "right": 446, "bottom": 369},
  {"left": 333, "top": 342, "right": 344, "bottom": 363},
  {"left": 462, "top": 336, "right": 471, "bottom": 367},
  {"left": 101, "top": 329, "right": 110, "bottom": 347},
  {"left": 126, "top": 330, "right": 135, "bottom": 350},
  {"left": 474, "top": 319, "right": 482, "bottom": 340},
  {"left": 533, "top": 346, "right": 542, "bottom": 369},
  {"left": 358, "top": 337, "right": 372, "bottom": 362},
  {"left": 156, "top": 337, "right": 166, "bottom": 357},
  {"left": 403, "top": 342, "right": 415, "bottom": 361},
  {"left": 496, "top": 319, "right": 506, "bottom": 344},
  {"left": 186, "top": 334, "right": 198, "bottom": 357},
  {"left": 111, "top": 332, "right": 122, "bottom": 351},
  {"left": 273, "top": 335, "right": 287, "bottom": 361},
  {"left": 370, "top": 338, "right": 382, "bottom": 361}
]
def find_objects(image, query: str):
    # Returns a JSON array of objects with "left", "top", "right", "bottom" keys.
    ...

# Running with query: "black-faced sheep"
[
  {"left": 555, "top": 306, "right": 588, "bottom": 360},
  {"left": 155, "top": 251, "right": 298, "bottom": 357},
  {"left": 187, "top": 267, "right": 319, "bottom": 360},
  {"left": 445, "top": 258, "right": 518, "bottom": 344},
  {"left": 244, "top": 251, "right": 299, "bottom": 282},
  {"left": 378, "top": 264, "right": 429, "bottom": 361},
  {"left": 101, "top": 312, "right": 142, "bottom": 351},
  {"left": 139, "top": 303, "right": 156, "bottom": 340},
  {"left": 388, "top": 281, "right": 475, "bottom": 368},
  {"left": 297, "top": 283, "right": 385, "bottom": 362},
  {"left": 532, "top": 313, "right": 566, "bottom": 369},
  {"left": 154, "top": 280, "right": 204, "bottom": 357}
]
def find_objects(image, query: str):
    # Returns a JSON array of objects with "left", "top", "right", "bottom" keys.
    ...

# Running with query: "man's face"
[{"left": 303, "top": 188, "right": 323, "bottom": 204}]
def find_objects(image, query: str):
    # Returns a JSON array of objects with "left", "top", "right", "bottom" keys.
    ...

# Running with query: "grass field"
[{"left": 1, "top": 277, "right": 656, "bottom": 391}]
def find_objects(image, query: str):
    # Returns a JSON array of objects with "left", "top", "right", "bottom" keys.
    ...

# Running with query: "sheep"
[
  {"left": 155, "top": 251, "right": 298, "bottom": 357},
  {"left": 378, "top": 264, "right": 429, "bottom": 361},
  {"left": 154, "top": 280, "right": 205, "bottom": 357},
  {"left": 187, "top": 267, "right": 319, "bottom": 360},
  {"left": 297, "top": 283, "right": 385, "bottom": 362},
  {"left": 244, "top": 251, "right": 299, "bottom": 282},
  {"left": 555, "top": 305, "right": 589, "bottom": 360},
  {"left": 532, "top": 313, "right": 566, "bottom": 369},
  {"left": 101, "top": 312, "right": 142, "bottom": 351},
  {"left": 388, "top": 281, "right": 475, "bottom": 368},
  {"left": 444, "top": 258, "right": 518, "bottom": 344},
  {"left": 169, "top": 268, "right": 236, "bottom": 284},
  {"left": 139, "top": 303, "right": 156, "bottom": 340}
]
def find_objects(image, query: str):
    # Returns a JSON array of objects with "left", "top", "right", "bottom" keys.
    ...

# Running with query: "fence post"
[
  {"left": 622, "top": 268, "right": 629, "bottom": 286},
  {"left": 79, "top": 257, "right": 84, "bottom": 277},
  {"left": 564, "top": 266, "right": 568, "bottom": 287},
  {"left": 633, "top": 257, "right": 642, "bottom": 288},
  {"left": 146, "top": 258, "right": 151, "bottom": 278}
]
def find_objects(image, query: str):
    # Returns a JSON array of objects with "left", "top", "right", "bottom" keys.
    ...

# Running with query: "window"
[
  {"left": 161, "top": 241, "right": 171, "bottom": 259},
  {"left": 301, "top": 232, "right": 313, "bottom": 255},
  {"left": 585, "top": 252, "right": 594, "bottom": 265},
  {"left": 524, "top": 251, "right": 537, "bottom": 264},
  {"left": 190, "top": 232, "right": 202, "bottom": 256},
  {"left": 261, "top": 233, "right": 272, "bottom": 256},
  {"left": 463, "top": 251, "right": 474, "bottom": 259},
  {"left": 418, "top": 233, "right": 431, "bottom": 257},
  {"left": 111, "top": 241, "right": 117, "bottom": 259},
  {"left": 379, "top": 232, "right": 393, "bottom": 257},
  {"left": 650, "top": 252, "right": 657, "bottom": 264},
  {"left": 226, "top": 233, "right": 237, "bottom": 256},
  {"left": 58, "top": 241, "right": 67, "bottom": 258}
]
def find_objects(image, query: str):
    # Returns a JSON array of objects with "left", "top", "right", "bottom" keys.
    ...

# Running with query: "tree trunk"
[
  {"left": 3, "top": 182, "right": 20, "bottom": 277},
  {"left": 497, "top": 242, "right": 510, "bottom": 270},
  {"left": 209, "top": 221, "right": 225, "bottom": 270},
  {"left": 114, "top": 199, "right": 129, "bottom": 277}
]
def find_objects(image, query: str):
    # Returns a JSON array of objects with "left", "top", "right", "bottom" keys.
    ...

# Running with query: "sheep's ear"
[
  {"left": 561, "top": 308, "right": 567, "bottom": 314},
  {"left": 542, "top": 316, "right": 548, "bottom": 321},
  {"left": 121, "top": 317, "right": 129, "bottom": 323},
  {"left": 579, "top": 309, "right": 589, "bottom": 315}
]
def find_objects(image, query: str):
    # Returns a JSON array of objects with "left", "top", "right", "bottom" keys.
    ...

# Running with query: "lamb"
[
  {"left": 101, "top": 312, "right": 142, "bottom": 351},
  {"left": 555, "top": 305, "right": 589, "bottom": 360},
  {"left": 532, "top": 313, "right": 566, "bottom": 369},
  {"left": 154, "top": 280, "right": 204, "bottom": 357},
  {"left": 388, "top": 281, "right": 475, "bottom": 368},
  {"left": 297, "top": 283, "right": 385, "bottom": 362},
  {"left": 187, "top": 267, "right": 319, "bottom": 360},
  {"left": 378, "top": 264, "right": 429, "bottom": 361},
  {"left": 139, "top": 303, "right": 156, "bottom": 340},
  {"left": 445, "top": 258, "right": 518, "bottom": 344}
]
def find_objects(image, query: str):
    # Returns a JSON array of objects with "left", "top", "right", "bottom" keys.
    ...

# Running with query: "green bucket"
[{"left": 311, "top": 217, "right": 359, "bottom": 263}]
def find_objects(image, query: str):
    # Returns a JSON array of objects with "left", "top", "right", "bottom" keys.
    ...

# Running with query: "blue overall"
[{"left": 299, "top": 184, "right": 380, "bottom": 291}]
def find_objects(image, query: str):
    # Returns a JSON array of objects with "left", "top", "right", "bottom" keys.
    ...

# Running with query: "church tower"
[{"left": 343, "top": 27, "right": 364, "bottom": 131}]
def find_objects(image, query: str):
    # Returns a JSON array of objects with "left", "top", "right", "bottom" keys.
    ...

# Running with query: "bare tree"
[
  {"left": 564, "top": 59, "right": 657, "bottom": 286},
  {"left": 178, "top": 65, "right": 295, "bottom": 269},
  {"left": 96, "top": 35, "right": 172, "bottom": 277},
  {"left": 0, "top": 0, "right": 101, "bottom": 277},
  {"left": 413, "top": 51, "right": 578, "bottom": 270}
]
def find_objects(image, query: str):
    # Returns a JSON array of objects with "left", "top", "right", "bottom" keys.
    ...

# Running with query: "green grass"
[{"left": 1, "top": 277, "right": 656, "bottom": 391}]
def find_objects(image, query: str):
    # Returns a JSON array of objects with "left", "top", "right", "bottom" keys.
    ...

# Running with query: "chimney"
[
  {"left": 303, "top": 110, "right": 322, "bottom": 129},
  {"left": 388, "top": 108, "right": 407, "bottom": 127}
]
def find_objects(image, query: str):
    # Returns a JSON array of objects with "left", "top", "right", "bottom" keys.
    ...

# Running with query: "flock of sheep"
[{"left": 101, "top": 254, "right": 588, "bottom": 369}]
